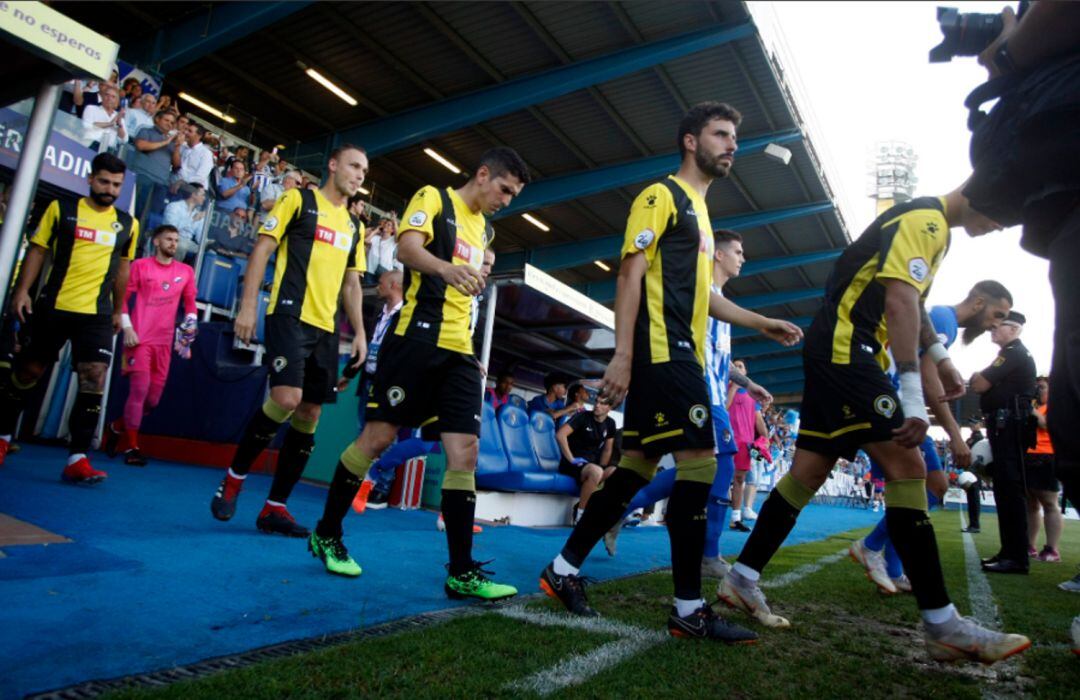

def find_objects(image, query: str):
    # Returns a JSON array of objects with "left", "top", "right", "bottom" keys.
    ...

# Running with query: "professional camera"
[{"left": 929, "top": 7, "right": 1003, "bottom": 63}]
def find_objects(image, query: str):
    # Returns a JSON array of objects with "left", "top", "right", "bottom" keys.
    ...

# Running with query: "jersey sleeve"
[
  {"left": 29, "top": 201, "right": 60, "bottom": 249},
  {"left": 875, "top": 210, "right": 948, "bottom": 295},
  {"left": 257, "top": 188, "right": 302, "bottom": 243},
  {"left": 927, "top": 305, "right": 958, "bottom": 347},
  {"left": 124, "top": 259, "right": 141, "bottom": 312},
  {"left": 121, "top": 218, "right": 140, "bottom": 261},
  {"left": 621, "top": 183, "right": 675, "bottom": 264},
  {"left": 181, "top": 263, "right": 197, "bottom": 317},
  {"left": 398, "top": 185, "right": 442, "bottom": 246},
  {"left": 347, "top": 222, "right": 366, "bottom": 273}
]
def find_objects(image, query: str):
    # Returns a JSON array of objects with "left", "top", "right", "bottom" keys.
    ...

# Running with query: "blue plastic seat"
[
  {"left": 505, "top": 394, "right": 527, "bottom": 411},
  {"left": 529, "top": 411, "right": 561, "bottom": 472},
  {"left": 196, "top": 250, "right": 239, "bottom": 309},
  {"left": 476, "top": 403, "right": 578, "bottom": 495},
  {"left": 499, "top": 404, "right": 540, "bottom": 473},
  {"left": 477, "top": 401, "right": 509, "bottom": 476}
]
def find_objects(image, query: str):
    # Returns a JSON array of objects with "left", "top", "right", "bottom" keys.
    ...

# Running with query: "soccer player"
[
  {"left": 718, "top": 185, "right": 1032, "bottom": 664},
  {"left": 102, "top": 225, "right": 197, "bottom": 466},
  {"left": 601, "top": 230, "right": 773, "bottom": 579},
  {"left": 849, "top": 281, "right": 1013, "bottom": 593},
  {"left": 209, "top": 144, "right": 368, "bottom": 537},
  {"left": 307, "top": 148, "right": 529, "bottom": 601},
  {"left": 0, "top": 153, "right": 138, "bottom": 482},
  {"left": 538, "top": 103, "right": 802, "bottom": 642}
]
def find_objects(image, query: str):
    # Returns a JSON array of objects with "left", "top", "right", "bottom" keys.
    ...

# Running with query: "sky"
[{"left": 751, "top": 1, "right": 1054, "bottom": 379}]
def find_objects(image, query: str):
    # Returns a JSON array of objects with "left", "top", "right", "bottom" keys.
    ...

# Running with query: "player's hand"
[
  {"left": 11, "top": 290, "right": 32, "bottom": 322},
  {"left": 233, "top": 305, "right": 257, "bottom": 344},
  {"left": 760, "top": 318, "right": 802, "bottom": 346},
  {"left": 747, "top": 382, "right": 772, "bottom": 408},
  {"left": 978, "top": 5, "right": 1018, "bottom": 79},
  {"left": 350, "top": 334, "right": 367, "bottom": 368},
  {"left": 892, "top": 417, "right": 929, "bottom": 448},
  {"left": 600, "top": 352, "right": 631, "bottom": 405},
  {"left": 442, "top": 263, "right": 485, "bottom": 297},
  {"left": 936, "top": 358, "right": 965, "bottom": 401},
  {"left": 112, "top": 311, "right": 123, "bottom": 334},
  {"left": 951, "top": 437, "right": 972, "bottom": 468},
  {"left": 123, "top": 327, "right": 139, "bottom": 348}
]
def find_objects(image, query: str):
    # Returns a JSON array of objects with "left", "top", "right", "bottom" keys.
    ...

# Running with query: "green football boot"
[
  {"left": 445, "top": 560, "right": 518, "bottom": 601},
  {"left": 308, "top": 532, "right": 362, "bottom": 577}
]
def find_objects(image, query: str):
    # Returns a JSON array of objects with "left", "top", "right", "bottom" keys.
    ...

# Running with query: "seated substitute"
[{"left": 556, "top": 396, "right": 617, "bottom": 525}]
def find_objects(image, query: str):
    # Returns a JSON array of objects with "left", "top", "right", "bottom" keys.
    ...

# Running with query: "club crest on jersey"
[
  {"left": 174, "top": 276, "right": 183, "bottom": 284},
  {"left": 409, "top": 211, "right": 427, "bottom": 228},
  {"left": 272, "top": 356, "right": 288, "bottom": 373},
  {"left": 634, "top": 229, "right": 655, "bottom": 250},
  {"left": 262, "top": 216, "right": 278, "bottom": 232},
  {"left": 721, "top": 429, "right": 732, "bottom": 445},
  {"left": 907, "top": 257, "right": 929, "bottom": 283},
  {"left": 653, "top": 412, "right": 668, "bottom": 427},
  {"left": 111, "top": 221, "right": 124, "bottom": 233},
  {"left": 874, "top": 395, "right": 897, "bottom": 418},
  {"left": 689, "top": 404, "right": 709, "bottom": 428},
  {"left": 161, "top": 282, "right": 170, "bottom": 291},
  {"left": 387, "top": 386, "right": 406, "bottom": 407}
]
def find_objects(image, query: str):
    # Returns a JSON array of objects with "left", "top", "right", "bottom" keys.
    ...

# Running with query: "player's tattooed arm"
[
  {"left": 918, "top": 303, "right": 939, "bottom": 352},
  {"left": 729, "top": 367, "right": 751, "bottom": 388}
]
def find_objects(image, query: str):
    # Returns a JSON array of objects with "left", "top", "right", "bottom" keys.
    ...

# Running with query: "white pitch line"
[
  {"left": 497, "top": 606, "right": 666, "bottom": 639},
  {"left": 760, "top": 548, "right": 849, "bottom": 589}
]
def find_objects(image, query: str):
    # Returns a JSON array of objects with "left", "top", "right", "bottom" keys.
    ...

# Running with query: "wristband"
[
  {"left": 898, "top": 371, "right": 929, "bottom": 424},
  {"left": 925, "top": 342, "right": 950, "bottom": 365},
  {"left": 572, "top": 457, "right": 588, "bottom": 466},
  {"left": 121, "top": 313, "right": 133, "bottom": 330}
]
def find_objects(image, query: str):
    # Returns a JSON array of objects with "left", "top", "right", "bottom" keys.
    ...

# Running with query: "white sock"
[
  {"left": 227, "top": 468, "right": 247, "bottom": 480},
  {"left": 921, "top": 603, "right": 958, "bottom": 625},
  {"left": 265, "top": 499, "right": 286, "bottom": 508},
  {"left": 674, "top": 597, "right": 705, "bottom": 617},
  {"left": 732, "top": 562, "right": 761, "bottom": 582},
  {"left": 0, "top": 434, "right": 11, "bottom": 442},
  {"left": 552, "top": 554, "right": 579, "bottom": 576},
  {"left": 731, "top": 511, "right": 741, "bottom": 522},
  {"left": 67, "top": 453, "right": 86, "bottom": 466}
]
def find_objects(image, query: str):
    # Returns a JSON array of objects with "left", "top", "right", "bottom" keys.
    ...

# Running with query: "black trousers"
[
  {"left": 1047, "top": 205, "right": 1080, "bottom": 502},
  {"left": 965, "top": 476, "right": 982, "bottom": 528},
  {"left": 988, "top": 426, "right": 1029, "bottom": 564}
]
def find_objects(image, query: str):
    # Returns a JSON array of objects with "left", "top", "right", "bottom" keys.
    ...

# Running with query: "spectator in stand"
[
  {"left": 728, "top": 358, "right": 768, "bottom": 530},
  {"left": 176, "top": 114, "right": 190, "bottom": 133},
  {"left": 61, "top": 79, "right": 99, "bottom": 116},
  {"left": 251, "top": 149, "right": 274, "bottom": 201},
  {"left": 163, "top": 184, "right": 207, "bottom": 262},
  {"left": 216, "top": 159, "right": 252, "bottom": 218},
  {"left": 366, "top": 216, "right": 401, "bottom": 275},
  {"left": 172, "top": 122, "right": 214, "bottom": 189},
  {"left": 124, "top": 93, "right": 156, "bottom": 142},
  {"left": 120, "top": 78, "right": 142, "bottom": 108},
  {"left": 486, "top": 371, "right": 515, "bottom": 409},
  {"left": 528, "top": 372, "right": 577, "bottom": 422},
  {"left": 557, "top": 396, "right": 617, "bottom": 525},
  {"left": 560, "top": 382, "right": 589, "bottom": 426},
  {"left": 156, "top": 94, "right": 174, "bottom": 114},
  {"left": 81, "top": 83, "right": 126, "bottom": 152},
  {"left": 260, "top": 170, "right": 300, "bottom": 211},
  {"left": 1026, "top": 377, "right": 1062, "bottom": 562},
  {"left": 129, "top": 110, "right": 180, "bottom": 218}
]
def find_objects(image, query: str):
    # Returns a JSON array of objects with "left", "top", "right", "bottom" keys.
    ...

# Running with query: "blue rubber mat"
[{"left": 0, "top": 445, "right": 879, "bottom": 699}]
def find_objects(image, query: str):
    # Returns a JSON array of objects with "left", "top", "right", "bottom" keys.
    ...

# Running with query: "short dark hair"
[
  {"left": 477, "top": 147, "right": 531, "bottom": 184},
  {"left": 678, "top": 102, "right": 742, "bottom": 157},
  {"left": 714, "top": 228, "right": 742, "bottom": 249},
  {"left": 329, "top": 142, "right": 366, "bottom": 162},
  {"left": 968, "top": 280, "right": 1013, "bottom": 306},
  {"left": 151, "top": 224, "right": 178, "bottom": 238},
  {"left": 190, "top": 122, "right": 206, "bottom": 138},
  {"left": 543, "top": 372, "right": 567, "bottom": 392},
  {"left": 90, "top": 153, "right": 126, "bottom": 176},
  {"left": 153, "top": 109, "right": 175, "bottom": 121}
]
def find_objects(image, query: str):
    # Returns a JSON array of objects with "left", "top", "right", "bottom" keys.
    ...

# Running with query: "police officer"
[{"left": 970, "top": 311, "right": 1037, "bottom": 574}]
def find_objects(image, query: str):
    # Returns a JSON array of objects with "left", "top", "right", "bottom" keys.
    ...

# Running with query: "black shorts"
[
  {"left": 264, "top": 314, "right": 338, "bottom": 405},
  {"left": 365, "top": 333, "right": 482, "bottom": 436},
  {"left": 21, "top": 305, "right": 115, "bottom": 367},
  {"left": 1025, "top": 453, "right": 1059, "bottom": 492},
  {"left": 795, "top": 355, "right": 903, "bottom": 461},
  {"left": 622, "top": 361, "right": 714, "bottom": 459},
  {"left": 558, "top": 458, "right": 598, "bottom": 482}
]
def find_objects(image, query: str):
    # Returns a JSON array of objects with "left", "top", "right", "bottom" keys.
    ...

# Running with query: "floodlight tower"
[{"left": 866, "top": 141, "right": 918, "bottom": 215}]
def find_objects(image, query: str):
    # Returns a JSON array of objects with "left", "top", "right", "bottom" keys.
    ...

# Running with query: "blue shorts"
[
  {"left": 713, "top": 403, "right": 738, "bottom": 457},
  {"left": 869, "top": 435, "right": 942, "bottom": 480}
]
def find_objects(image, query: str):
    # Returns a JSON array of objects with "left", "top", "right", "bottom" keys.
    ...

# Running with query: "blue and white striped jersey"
[{"left": 705, "top": 285, "right": 732, "bottom": 407}]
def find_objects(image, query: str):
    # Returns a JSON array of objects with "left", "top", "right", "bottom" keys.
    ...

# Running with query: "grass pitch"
[{"left": 105, "top": 510, "right": 1078, "bottom": 699}]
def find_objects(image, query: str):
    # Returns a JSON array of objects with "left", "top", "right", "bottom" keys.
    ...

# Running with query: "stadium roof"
[{"left": 52, "top": 0, "right": 852, "bottom": 395}]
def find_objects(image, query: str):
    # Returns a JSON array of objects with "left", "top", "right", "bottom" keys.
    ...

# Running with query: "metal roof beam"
[
  {"left": 730, "top": 341, "right": 803, "bottom": 359},
  {"left": 740, "top": 248, "right": 841, "bottom": 276},
  {"left": 331, "top": 19, "right": 755, "bottom": 156},
  {"left": 764, "top": 380, "right": 805, "bottom": 394},
  {"left": 494, "top": 130, "right": 802, "bottom": 221},
  {"left": 750, "top": 368, "right": 806, "bottom": 386},
  {"left": 579, "top": 279, "right": 823, "bottom": 307},
  {"left": 742, "top": 354, "right": 806, "bottom": 374},
  {"left": 124, "top": 2, "right": 313, "bottom": 74}
]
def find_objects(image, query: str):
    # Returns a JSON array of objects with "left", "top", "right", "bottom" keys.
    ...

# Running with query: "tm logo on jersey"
[
  {"left": 315, "top": 225, "right": 352, "bottom": 251},
  {"left": 75, "top": 226, "right": 116, "bottom": 247}
]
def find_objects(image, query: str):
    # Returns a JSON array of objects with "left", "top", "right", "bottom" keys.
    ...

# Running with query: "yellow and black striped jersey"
[
  {"left": 261, "top": 188, "right": 364, "bottom": 333},
  {"left": 395, "top": 185, "right": 493, "bottom": 355},
  {"left": 804, "top": 196, "right": 951, "bottom": 369},
  {"left": 620, "top": 176, "right": 714, "bottom": 368},
  {"left": 30, "top": 197, "right": 138, "bottom": 315}
]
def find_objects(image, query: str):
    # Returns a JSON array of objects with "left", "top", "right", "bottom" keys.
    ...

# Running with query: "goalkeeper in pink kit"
[{"left": 103, "top": 225, "right": 197, "bottom": 465}]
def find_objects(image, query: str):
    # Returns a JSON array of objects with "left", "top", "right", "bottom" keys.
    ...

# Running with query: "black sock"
[
  {"left": 231, "top": 405, "right": 286, "bottom": 475},
  {"left": 442, "top": 489, "right": 477, "bottom": 576},
  {"left": 267, "top": 427, "right": 315, "bottom": 503},
  {"left": 561, "top": 467, "right": 649, "bottom": 568},
  {"left": 0, "top": 372, "right": 29, "bottom": 436},
  {"left": 69, "top": 391, "right": 103, "bottom": 454},
  {"left": 315, "top": 462, "right": 362, "bottom": 538},
  {"left": 885, "top": 506, "right": 951, "bottom": 610},
  {"left": 735, "top": 489, "right": 801, "bottom": 574},
  {"left": 666, "top": 479, "right": 710, "bottom": 601}
]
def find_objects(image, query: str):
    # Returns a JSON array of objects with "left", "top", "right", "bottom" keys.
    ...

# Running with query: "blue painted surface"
[
  {"left": 740, "top": 246, "right": 842, "bottom": 276},
  {"left": 0, "top": 445, "right": 876, "bottom": 699},
  {"left": 732, "top": 316, "right": 813, "bottom": 340},
  {"left": 334, "top": 21, "right": 755, "bottom": 156}
]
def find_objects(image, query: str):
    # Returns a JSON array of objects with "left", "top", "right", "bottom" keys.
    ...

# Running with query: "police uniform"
[
  {"left": 259, "top": 187, "right": 364, "bottom": 404},
  {"left": 22, "top": 197, "right": 138, "bottom": 367},
  {"left": 366, "top": 185, "right": 493, "bottom": 436},
  {"left": 797, "top": 196, "right": 950, "bottom": 459},
  {"left": 979, "top": 318, "right": 1036, "bottom": 569},
  {"left": 620, "top": 176, "right": 716, "bottom": 459}
]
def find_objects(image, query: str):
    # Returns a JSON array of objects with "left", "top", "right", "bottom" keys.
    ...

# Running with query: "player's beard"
[
  {"left": 962, "top": 319, "right": 987, "bottom": 345},
  {"left": 695, "top": 147, "right": 732, "bottom": 179},
  {"left": 89, "top": 189, "right": 116, "bottom": 207}
]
